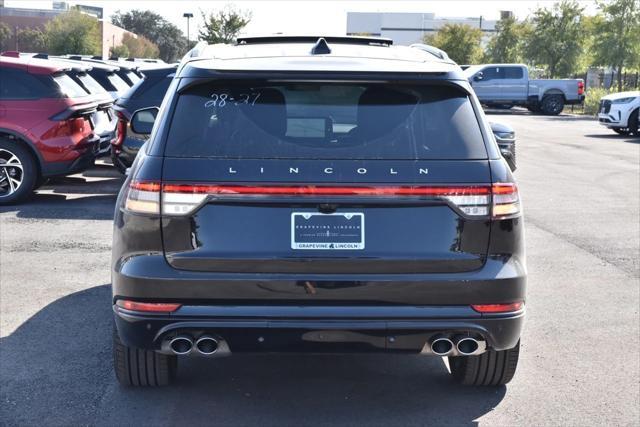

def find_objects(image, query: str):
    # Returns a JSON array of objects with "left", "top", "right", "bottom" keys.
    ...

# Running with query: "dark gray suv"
[{"left": 112, "top": 36, "right": 526, "bottom": 387}]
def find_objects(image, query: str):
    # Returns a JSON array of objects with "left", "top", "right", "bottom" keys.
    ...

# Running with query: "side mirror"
[
  {"left": 499, "top": 147, "right": 517, "bottom": 172},
  {"left": 130, "top": 107, "right": 159, "bottom": 135},
  {"left": 473, "top": 72, "right": 484, "bottom": 82}
]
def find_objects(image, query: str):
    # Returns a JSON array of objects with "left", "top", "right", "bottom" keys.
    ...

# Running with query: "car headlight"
[
  {"left": 495, "top": 132, "right": 515, "bottom": 139},
  {"left": 611, "top": 97, "right": 636, "bottom": 104}
]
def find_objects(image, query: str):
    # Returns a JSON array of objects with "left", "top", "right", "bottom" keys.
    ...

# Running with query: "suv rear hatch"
[{"left": 157, "top": 80, "right": 492, "bottom": 274}]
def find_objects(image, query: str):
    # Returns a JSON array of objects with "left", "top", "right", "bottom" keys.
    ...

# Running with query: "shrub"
[{"left": 583, "top": 87, "right": 614, "bottom": 115}]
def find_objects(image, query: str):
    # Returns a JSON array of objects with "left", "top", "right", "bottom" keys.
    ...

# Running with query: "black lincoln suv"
[{"left": 112, "top": 36, "right": 526, "bottom": 387}]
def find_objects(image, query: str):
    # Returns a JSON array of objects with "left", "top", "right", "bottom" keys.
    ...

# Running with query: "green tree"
[
  {"left": 111, "top": 10, "right": 187, "bottom": 62},
  {"left": 0, "top": 22, "right": 12, "bottom": 51},
  {"left": 45, "top": 9, "right": 100, "bottom": 55},
  {"left": 17, "top": 27, "right": 47, "bottom": 53},
  {"left": 484, "top": 16, "right": 530, "bottom": 63},
  {"left": 591, "top": 0, "right": 640, "bottom": 91},
  {"left": 120, "top": 33, "right": 159, "bottom": 58},
  {"left": 198, "top": 5, "right": 251, "bottom": 44},
  {"left": 523, "top": 1, "right": 585, "bottom": 78},
  {"left": 423, "top": 24, "right": 483, "bottom": 65},
  {"left": 110, "top": 44, "right": 130, "bottom": 59}
]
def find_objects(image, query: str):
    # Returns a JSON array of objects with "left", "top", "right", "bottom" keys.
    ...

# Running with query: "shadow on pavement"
[
  {"left": 0, "top": 168, "right": 124, "bottom": 220},
  {"left": 584, "top": 133, "right": 639, "bottom": 143},
  {"left": 1, "top": 285, "right": 507, "bottom": 426}
]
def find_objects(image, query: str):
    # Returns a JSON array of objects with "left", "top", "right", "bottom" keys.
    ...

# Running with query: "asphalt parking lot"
[{"left": 1, "top": 112, "right": 638, "bottom": 426}]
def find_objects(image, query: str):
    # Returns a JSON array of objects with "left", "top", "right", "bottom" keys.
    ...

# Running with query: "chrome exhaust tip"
[
  {"left": 169, "top": 335, "right": 193, "bottom": 355},
  {"left": 430, "top": 336, "right": 454, "bottom": 356},
  {"left": 195, "top": 336, "right": 219, "bottom": 355},
  {"left": 456, "top": 337, "right": 480, "bottom": 356}
]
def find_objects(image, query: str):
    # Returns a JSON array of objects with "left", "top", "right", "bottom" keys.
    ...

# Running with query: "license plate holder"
[{"left": 291, "top": 212, "right": 364, "bottom": 250}]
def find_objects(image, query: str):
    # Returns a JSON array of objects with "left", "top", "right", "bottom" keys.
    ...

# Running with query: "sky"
[{"left": 6, "top": 0, "right": 600, "bottom": 39}]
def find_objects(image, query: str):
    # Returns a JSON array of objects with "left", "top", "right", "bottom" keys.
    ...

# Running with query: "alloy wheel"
[{"left": 0, "top": 148, "right": 24, "bottom": 197}]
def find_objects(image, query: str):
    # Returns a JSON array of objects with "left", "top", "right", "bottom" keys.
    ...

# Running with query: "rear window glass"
[
  {"left": 125, "top": 71, "right": 141, "bottom": 84},
  {"left": 107, "top": 72, "right": 130, "bottom": 92},
  {"left": 140, "top": 76, "right": 172, "bottom": 101},
  {"left": 53, "top": 74, "right": 87, "bottom": 98},
  {"left": 165, "top": 82, "right": 486, "bottom": 160},
  {"left": 76, "top": 72, "right": 107, "bottom": 94},
  {"left": 504, "top": 67, "right": 524, "bottom": 79}
]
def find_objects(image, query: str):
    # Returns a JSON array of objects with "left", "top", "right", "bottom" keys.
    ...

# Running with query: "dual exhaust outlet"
[
  {"left": 430, "top": 335, "right": 485, "bottom": 356},
  {"left": 169, "top": 335, "right": 219, "bottom": 356}
]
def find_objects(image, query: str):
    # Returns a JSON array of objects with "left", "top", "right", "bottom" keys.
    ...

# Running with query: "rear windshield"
[
  {"left": 107, "top": 72, "right": 130, "bottom": 92},
  {"left": 53, "top": 74, "right": 88, "bottom": 98},
  {"left": 165, "top": 82, "right": 486, "bottom": 160},
  {"left": 76, "top": 72, "right": 107, "bottom": 94},
  {"left": 125, "top": 70, "right": 141, "bottom": 84}
]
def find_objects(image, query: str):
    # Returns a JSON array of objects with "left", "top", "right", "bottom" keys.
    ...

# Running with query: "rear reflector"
[
  {"left": 471, "top": 302, "right": 524, "bottom": 313},
  {"left": 117, "top": 300, "right": 182, "bottom": 313},
  {"left": 124, "top": 181, "right": 520, "bottom": 219}
]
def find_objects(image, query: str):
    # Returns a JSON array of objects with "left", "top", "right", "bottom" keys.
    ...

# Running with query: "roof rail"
[{"left": 237, "top": 35, "right": 393, "bottom": 47}]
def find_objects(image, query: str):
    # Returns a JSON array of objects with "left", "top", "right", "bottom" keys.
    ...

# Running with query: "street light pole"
[{"left": 183, "top": 12, "right": 194, "bottom": 49}]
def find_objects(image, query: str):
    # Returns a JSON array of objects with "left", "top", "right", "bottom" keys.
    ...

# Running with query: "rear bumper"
[
  {"left": 41, "top": 135, "right": 99, "bottom": 177},
  {"left": 112, "top": 254, "right": 526, "bottom": 353},
  {"left": 114, "top": 304, "right": 525, "bottom": 353},
  {"left": 113, "top": 254, "right": 526, "bottom": 305}
]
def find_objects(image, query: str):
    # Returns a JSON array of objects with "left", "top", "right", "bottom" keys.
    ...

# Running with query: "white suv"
[{"left": 598, "top": 91, "right": 640, "bottom": 136}]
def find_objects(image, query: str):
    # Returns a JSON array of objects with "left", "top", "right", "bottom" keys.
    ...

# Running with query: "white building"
[{"left": 346, "top": 12, "right": 509, "bottom": 46}]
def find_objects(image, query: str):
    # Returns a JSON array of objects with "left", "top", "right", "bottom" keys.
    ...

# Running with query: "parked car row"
[{"left": 0, "top": 52, "right": 177, "bottom": 204}]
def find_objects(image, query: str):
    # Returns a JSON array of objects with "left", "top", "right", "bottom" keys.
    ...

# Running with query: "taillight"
[
  {"left": 124, "top": 182, "right": 521, "bottom": 218},
  {"left": 113, "top": 112, "right": 127, "bottom": 148},
  {"left": 471, "top": 302, "right": 523, "bottom": 313},
  {"left": 124, "top": 181, "right": 160, "bottom": 214},
  {"left": 492, "top": 183, "right": 520, "bottom": 218},
  {"left": 41, "top": 117, "right": 90, "bottom": 139},
  {"left": 160, "top": 184, "right": 493, "bottom": 217},
  {"left": 578, "top": 81, "right": 584, "bottom": 96}
]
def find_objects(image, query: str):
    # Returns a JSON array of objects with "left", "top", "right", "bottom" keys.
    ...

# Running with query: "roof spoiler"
[
  {"left": 177, "top": 41, "right": 209, "bottom": 73},
  {"left": 410, "top": 44, "right": 454, "bottom": 63},
  {"left": 237, "top": 35, "right": 393, "bottom": 47}
]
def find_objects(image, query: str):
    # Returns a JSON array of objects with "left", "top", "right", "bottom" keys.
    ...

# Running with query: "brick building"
[{"left": 0, "top": 3, "right": 136, "bottom": 58}]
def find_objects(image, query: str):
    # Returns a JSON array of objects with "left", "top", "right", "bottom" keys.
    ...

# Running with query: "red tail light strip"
[
  {"left": 130, "top": 181, "right": 161, "bottom": 192},
  {"left": 161, "top": 183, "right": 492, "bottom": 196},
  {"left": 126, "top": 181, "right": 519, "bottom": 218}
]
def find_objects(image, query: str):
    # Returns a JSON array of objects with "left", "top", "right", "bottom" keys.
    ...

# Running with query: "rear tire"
[
  {"left": 629, "top": 109, "right": 639, "bottom": 137},
  {"left": 0, "top": 139, "right": 38, "bottom": 205},
  {"left": 113, "top": 327, "right": 177, "bottom": 386},
  {"left": 449, "top": 340, "right": 520, "bottom": 386},
  {"left": 540, "top": 95, "right": 564, "bottom": 115}
]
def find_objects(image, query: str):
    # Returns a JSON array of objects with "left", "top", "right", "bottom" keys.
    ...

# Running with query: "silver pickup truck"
[{"left": 463, "top": 64, "right": 585, "bottom": 115}]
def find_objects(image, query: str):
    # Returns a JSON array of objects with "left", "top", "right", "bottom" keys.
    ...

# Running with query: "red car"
[{"left": 0, "top": 56, "right": 99, "bottom": 204}]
